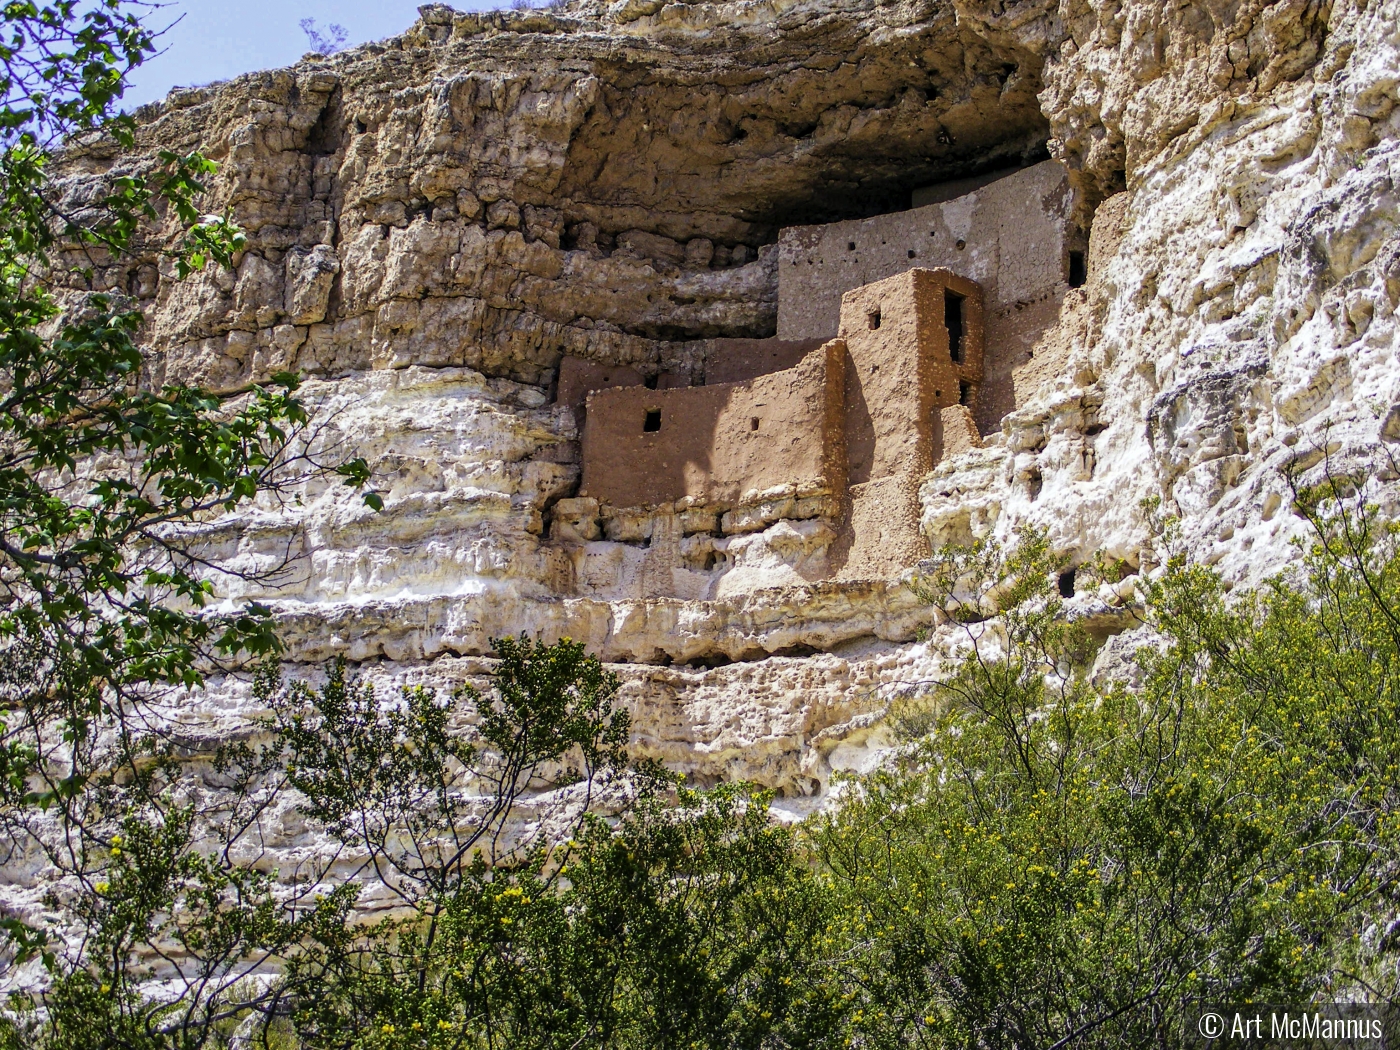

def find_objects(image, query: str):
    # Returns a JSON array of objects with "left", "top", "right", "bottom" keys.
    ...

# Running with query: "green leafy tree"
[
  {"left": 0, "top": 0, "right": 372, "bottom": 983},
  {"left": 815, "top": 496, "right": 1400, "bottom": 1048},
  {"left": 4, "top": 637, "right": 841, "bottom": 1050},
  {"left": 255, "top": 637, "right": 838, "bottom": 1050}
]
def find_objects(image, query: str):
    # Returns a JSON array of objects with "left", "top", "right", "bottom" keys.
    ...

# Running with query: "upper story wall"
[
  {"left": 557, "top": 356, "right": 644, "bottom": 429},
  {"left": 701, "top": 337, "right": 827, "bottom": 386},
  {"left": 839, "top": 268, "right": 985, "bottom": 486},
  {"left": 580, "top": 341, "right": 844, "bottom": 509},
  {"left": 776, "top": 160, "right": 1074, "bottom": 342}
]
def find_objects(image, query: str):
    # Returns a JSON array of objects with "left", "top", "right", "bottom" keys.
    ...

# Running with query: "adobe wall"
[
  {"left": 838, "top": 268, "right": 985, "bottom": 484},
  {"left": 826, "top": 268, "right": 984, "bottom": 580},
  {"left": 556, "top": 356, "right": 644, "bottom": 429},
  {"left": 777, "top": 160, "right": 1073, "bottom": 433},
  {"left": 699, "top": 337, "right": 828, "bottom": 386},
  {"left": 835, "top": 475, "right": 929, "bottom": 581},
  {"left": 579, "top": 341, "right": 845, "bottom": 508}
]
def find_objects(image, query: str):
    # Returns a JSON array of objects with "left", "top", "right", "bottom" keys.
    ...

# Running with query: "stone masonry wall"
[
  {"left": 778, "top": 160, "right": 1074, "bottom": 431},
  {"left": 579, "top": 340, "right": 845, "bottom": 508}
]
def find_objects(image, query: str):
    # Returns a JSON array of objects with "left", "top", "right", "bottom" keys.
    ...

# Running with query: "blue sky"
[{"left": 123, "top": 0, "right": 502, "bottom": 108}]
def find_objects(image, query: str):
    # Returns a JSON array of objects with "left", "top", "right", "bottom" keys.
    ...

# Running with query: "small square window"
[
  {"left": 643, "top": 409, "right": 661, "bottom": 432},
  {"left": 750, "top": 417, "right": 760, "bottom": 431}
]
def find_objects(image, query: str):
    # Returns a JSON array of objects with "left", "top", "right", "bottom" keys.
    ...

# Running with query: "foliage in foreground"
[
  {"left": 2, "top": 636, "right": 840, "bottom": 1050},
  {"left": 8, "top": 484, "right": 1400, "bottom": 1049},
  {"left": 815, "top": 499, "right": 1400, "bottom": 1047},
  {"left": 0, "top": 0, "right": 372, "bottom": 1019}
]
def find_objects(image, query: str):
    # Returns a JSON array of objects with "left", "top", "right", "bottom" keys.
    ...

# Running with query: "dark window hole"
[
  {"left": 908, "top": 249, "right": 917, "bottom": 259},
  {"left": 1058, "top": 569, "right": 1076, "bottom": 598},
  {"left": 847, "top": 241, "right": 857, "bottom": 251},
  {"left": 945, "top": 290, "right": 965, "bottom": 363},
  {"left": 644, "top": 374, "right": 659, "bottom": 390},
  {"left": 958, "top": 380, "right": 972, "bottom": 406},
  {"left": 643, "top": 409, "right": 661, "bottom": 432},
  {"left": 750, "top": 417, "right": 760, "bottom": 431},
  {"left": 1068, "top": 250, "right": 1087, "bottom": 288},
  {"left": 868, "top": 307, "right": 881, "bottom": 330}
]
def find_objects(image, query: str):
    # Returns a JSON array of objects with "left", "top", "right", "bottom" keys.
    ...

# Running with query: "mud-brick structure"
[
  {"left": 571, "top": 266, "right": 986, "bottom": 584},
  {"left": 838, "top": 268, "right": 985, "bottom": 577},
  {"left": 578, "top": 341, "right": 847, "bottom": 509},
  {"left": 778, "top": 160, "right": 1077, "bottom": 432},
  {"left": 550, "top": 160, "right": 1072, "bottom": 599}
]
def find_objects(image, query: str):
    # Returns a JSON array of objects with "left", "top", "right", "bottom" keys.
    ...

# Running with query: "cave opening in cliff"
[
  {"left": 560, "top": 33, "right": 1055, "bottom": 246},
  {"left": 753, "top": 144, "right": 1053, "bottom": 233}
]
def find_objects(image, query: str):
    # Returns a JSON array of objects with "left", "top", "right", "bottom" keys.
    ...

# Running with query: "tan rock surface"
[{"left": 18, "top": 0, "right": 1400, "bottom": 899}]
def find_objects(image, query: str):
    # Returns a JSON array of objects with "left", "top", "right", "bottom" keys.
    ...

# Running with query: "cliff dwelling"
[{"left": 550, "top": 161, "right": 1076, "bottom": 600}]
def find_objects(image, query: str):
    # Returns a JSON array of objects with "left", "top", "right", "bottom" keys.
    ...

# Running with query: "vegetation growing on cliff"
[
  {"left": 6, "top": 481, "right": 1400, "bottom": 1050},
  {"left": 0, "top": 0, "right": 370, "bottom": 989},
  {"left": 2, "top": 3, "right": 1399, "bottom": 1048},
  {"left": 813, "top": 489, "right": 1400, "bottom": 1046}
]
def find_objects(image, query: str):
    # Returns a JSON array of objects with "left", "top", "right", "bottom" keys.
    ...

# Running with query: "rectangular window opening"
[
  {"left": 643, "top": 374, "right": 659, "bottom": 390},
  {"left": 750, "top": 417, "right": 760, "bottom": 431},
  {"left": 958, "top": 380, "right": 972, "bottom": 406},
  {"left": 643, "top": 409, "right": 662, "bottom": 432},
  {"left": 1068, "top": 250, "right": 1087, "bottom": 288},
  {"left": 944, "top": 290, "right": 964, "bottom": 363}
]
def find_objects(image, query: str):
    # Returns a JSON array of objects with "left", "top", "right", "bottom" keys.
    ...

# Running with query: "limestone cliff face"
[{"left": 53, "top": 0, "right": 1400, "bottom": 809}]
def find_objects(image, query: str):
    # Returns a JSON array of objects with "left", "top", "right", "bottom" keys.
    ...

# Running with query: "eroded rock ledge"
[{"left": 46, "top": 0, "right": 1400, "bottom": 802}]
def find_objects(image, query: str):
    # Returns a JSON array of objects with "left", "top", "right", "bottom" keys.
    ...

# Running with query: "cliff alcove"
[{"left": 38, "top": 0, "right": 1400, "bottom": 814}]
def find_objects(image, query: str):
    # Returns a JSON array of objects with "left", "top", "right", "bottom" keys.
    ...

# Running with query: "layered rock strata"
[{"left": 39, "top": 0, "right": 1400, "bottom": 811}]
